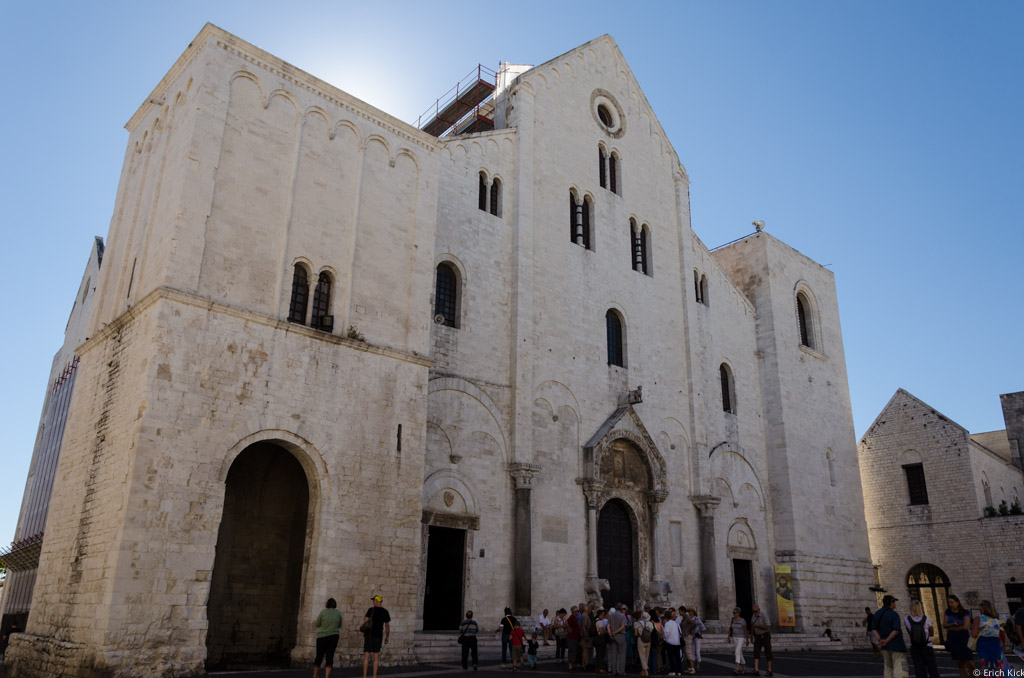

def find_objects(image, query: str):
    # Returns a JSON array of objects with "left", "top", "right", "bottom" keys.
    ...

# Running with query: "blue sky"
[{"left": 1, "top": 1, "right": 1021, "bottom": 546}]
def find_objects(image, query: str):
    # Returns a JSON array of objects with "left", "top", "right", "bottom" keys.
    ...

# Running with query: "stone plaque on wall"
[{"left": 541, "top": 515, "right": 569, "bottom": 543}]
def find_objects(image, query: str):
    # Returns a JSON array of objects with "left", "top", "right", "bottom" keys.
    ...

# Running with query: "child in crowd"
[
  {"left": 510, "top": 622, "right": 527, "bottom": 671},
  {"left": 527, "top": 632, "right": 540, "bottom": 669}
]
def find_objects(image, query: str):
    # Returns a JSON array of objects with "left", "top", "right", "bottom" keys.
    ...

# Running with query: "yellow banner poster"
[{"left": 775, "top": 565, "right": 796, "bottom": 627}]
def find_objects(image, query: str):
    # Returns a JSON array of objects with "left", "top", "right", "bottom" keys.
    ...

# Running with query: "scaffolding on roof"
[{"left": 416, "top": 64, "right": 497, "bottom": 138}]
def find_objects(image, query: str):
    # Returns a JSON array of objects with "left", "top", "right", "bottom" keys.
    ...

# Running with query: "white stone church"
[{"left": 4, "top": 25, "right": 874, "bottom": 676}]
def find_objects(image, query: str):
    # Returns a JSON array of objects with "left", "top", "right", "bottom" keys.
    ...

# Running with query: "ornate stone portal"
[{"left": 579, "top": 404, "right": 671, "bottom": 606}]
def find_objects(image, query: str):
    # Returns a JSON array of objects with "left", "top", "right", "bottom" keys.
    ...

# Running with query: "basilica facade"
[{"left": 6, "top": 25, "right": 873, "bottom": 676}]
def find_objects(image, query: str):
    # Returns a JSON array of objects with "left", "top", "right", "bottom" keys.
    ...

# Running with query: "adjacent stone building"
[
  {"left": 858, "top": 389, "right": 1024, "bottom": 644},
  {"left": 6, "top": 25, "right": 874, "bottom": 676}
]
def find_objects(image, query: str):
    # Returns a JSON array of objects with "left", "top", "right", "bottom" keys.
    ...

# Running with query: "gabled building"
[
  {"left": 6, "top": 25, "right": 873, "bottom": 676},
  {"left": 858, "top": 389, "right": 1024, "bottom": 644}
]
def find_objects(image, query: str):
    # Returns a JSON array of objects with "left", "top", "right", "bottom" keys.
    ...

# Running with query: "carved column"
[
  {"left": 581, "top": 480, "right": 608, "bottom": 606},
  {"left": 509, "top": 463, "right": 540, "bottom": 616},
  {"left": 647, "top": 489, "right": 671, "bottom": 603},
  {"left": 691, "top": 495, "right": 722, "bottom": 624}
]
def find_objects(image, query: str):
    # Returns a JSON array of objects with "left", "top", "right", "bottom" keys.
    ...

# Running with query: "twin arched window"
[
  {"left": 478, "top": 172, "right": 502, "bottom": 217},
  {"left": 694, "top": 270, "right": 709, "bottom": 306},
  {"left": 599, "top": 146, "right": 620, "bottom": 195},
  {"left": 630, "top": 219, "right": 650, "bottom": 275},
  {"left": 434, "top": 263, "right": 459, "bottom": 328},
  {"left": 288, "top": 263, "right": 333, "bottom": 331},
  {"left": 570, "top": 191, "right": 593, "bottom": 250},
  {"left": 606, "top": 310, "right": 624, "bottom": 367}
]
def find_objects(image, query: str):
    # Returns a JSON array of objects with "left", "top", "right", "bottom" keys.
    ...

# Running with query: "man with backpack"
[
  {"left": 872, "top": 595, "right": 908, "bottom": 678},
  {"left": 634, "top": 612, "right": 655, "bottom": 677},
  {"left": 903, "top": 600, "right": 940, "bottom": 678}
]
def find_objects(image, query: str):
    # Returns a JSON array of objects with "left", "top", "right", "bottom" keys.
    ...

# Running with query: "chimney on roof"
[{"left": 1000, "top": 391, "right": 1024, "bottom": 472}]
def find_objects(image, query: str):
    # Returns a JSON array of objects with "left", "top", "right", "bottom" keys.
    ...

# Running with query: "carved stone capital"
[
  {"left": 579, "top": 479, "right": 607, "bottom": 508},
  {"left": 646, "top": 489, "right": 669, "bottom": 507},
  {"left": 509, "top": 462, "right": 542, "bottom": 490},
  {"left": 690, "top": 494, "right": 721, "bottom": 517}
]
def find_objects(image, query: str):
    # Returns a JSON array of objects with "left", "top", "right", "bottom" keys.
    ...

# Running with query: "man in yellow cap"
[{"left": 363, "top": 595, "right": 391, "bottom": 678}]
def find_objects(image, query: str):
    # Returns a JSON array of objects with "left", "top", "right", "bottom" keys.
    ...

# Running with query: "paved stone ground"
[{"left": 206, "top": 650, "right": 1020, "bottom": 678}]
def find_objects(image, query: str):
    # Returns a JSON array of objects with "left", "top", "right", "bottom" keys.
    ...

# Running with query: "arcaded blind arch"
[
  {"left": 606, "top": 309, "right": 624, "bottom": 367},
  {"left": 310, "top": 271, "right": 332, "bottom": 331},
  {"left": 720, "top": 363, "right": 735, "bottom": 413},
  {"left": 288, "top": 263, "right": 309, "bottom": 324},
  {"left": 434, "top": 262, "right": 458, "bottom": 328}
]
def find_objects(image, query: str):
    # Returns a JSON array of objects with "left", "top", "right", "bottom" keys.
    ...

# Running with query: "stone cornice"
[{"left": 78, "top": 286, "right": 432, "bottom": 368}]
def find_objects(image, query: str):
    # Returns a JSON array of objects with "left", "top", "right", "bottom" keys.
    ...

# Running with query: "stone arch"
[
  {"left": 207, "top": 438, "right": 315, "bottom": 669},
  {"left": 592, "top": 428, "right": 667, "bottom": 493},
  {"left": 423, "top": 469, "right": 479, "bottom": 516},
  {"left": 220, "top": 429, "right": 328, "bottom": 503},
  {"left": 727, "top": 519, "right": 757, "bottom": 551},
  {"left": 709, "top": 448, "right": 765, "bottom": 507},
  {"left": 428, "top": 377, "right": 508, "bottom": 463},
  {"left": 900, "top": 449, "right": 922, "bottom": 466}
]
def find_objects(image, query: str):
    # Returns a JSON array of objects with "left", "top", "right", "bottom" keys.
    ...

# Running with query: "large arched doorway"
[
  {"left": 597, "top": 499, "right": 635, "bottom": 610},
  {"left": 206, "top": 442, "right": 311, "bottom": 669},
  {"left": 906, "top": 563, "right": 950, "bottom": 645}
]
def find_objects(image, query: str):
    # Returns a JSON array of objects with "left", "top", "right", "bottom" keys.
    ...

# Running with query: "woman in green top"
[{"left": 314, "top": 598, "right": 343, "bottom": 678}]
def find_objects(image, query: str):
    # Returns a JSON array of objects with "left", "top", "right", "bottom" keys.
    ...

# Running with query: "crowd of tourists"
[
  {"left": 869, "top": 593, "right": 1024, "bottom": 678},
  {"left": 456, "top": 602, "right": 773, "bottom": 676}
]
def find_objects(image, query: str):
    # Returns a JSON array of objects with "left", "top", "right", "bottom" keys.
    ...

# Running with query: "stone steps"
[{"left": 412, "top": 631, "right": 853, "bottom": 664}]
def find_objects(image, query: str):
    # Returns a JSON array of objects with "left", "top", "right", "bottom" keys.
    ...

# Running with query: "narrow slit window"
[
  {"left": 609, "top": 154, "right": 617, "bottom": 194},
  {"left": 288, "top": 264, "right": 309, "bottom": 324},
  {"left": 599, "top": 147, "right": 607, "bottom": 188},
  {"left": 797, "top": 293, "right": 813, "bottom": 348},
  {"left": 570, "top": 192, "right": 578, "bottom": 245},
  {"left": 720, "top": 363, "right": 734, "bottom": 413},
  {"left": 606, "top": 310, "right": 624, "bottom": 367},
  {"left": 640, "top": 224, "right": 649, "bottom": 275},
  {"left": 478, "top": 173, "right": 487, "bottom": 211}
]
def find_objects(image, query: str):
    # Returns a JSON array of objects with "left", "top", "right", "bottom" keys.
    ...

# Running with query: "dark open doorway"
[
  {"left": 597, "top": 499, "right": 635, "bottom": 610},
  {"left": 206, "top": 442, "right": 310, "bottom": 669},
  {"left": 423, "top": 526, "right": 466, "bottom": 630},
  {"left": 733, "top": 559, "right": 754, "bottom": 624}
]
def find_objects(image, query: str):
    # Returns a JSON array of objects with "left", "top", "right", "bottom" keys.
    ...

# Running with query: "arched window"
[
  {"left": 311, "top": 272, "right": 332, "bottom": 331},
  {"left": 630, "top": 219, "right": 640, "bottom": 270},
  {"left": 288, "top": 263, "right": 309, "bottom": 324},
  {"left": 570, "top": 191, "right": 579, "bottom": 245},
  {"left": 797, "top": 291, "right": 814, "bottom": 348},
  {"left": 720, "top": 363, "right": 735, "bottom": 414},
  {"left": 478, "top": 172, "right": 487, "bottom": 211},
  {"left": 826, "top": 449, "right": 837, "bottom": 487},
  {"left": 581, "top": 195, "right": 593, "bottom": 250},
  {"left": 490, "top": 177, "right": 501, "bottom": 217},
  {"left": 606, "top": 310, "right": 624, "bottom": 367},
  {"left": 906, "top": 563, "right": 951, "bottom": 645},
  {"left": 983, "top": 478, "right": 993, "bottom": 507},
  {"left": 694, "top": 270, "right": 702, "bottom": 303},
  {"left": 599, "top": 147, "right": 607, "bottom": 188},
  {"left": 630, "top": 220, "right": 649, "bottom": 275},
  {"left": 609, "top": 153, "right": 618, "bottom": 195},
  {"left": 434, "top": 263, "right": 458, "bottom": 328},
  {"left": 700, "top": 275, "right": 709, "bottom": 307},
  {"left": 640, "top": 223, "right": 649, "bottom": 275}
]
